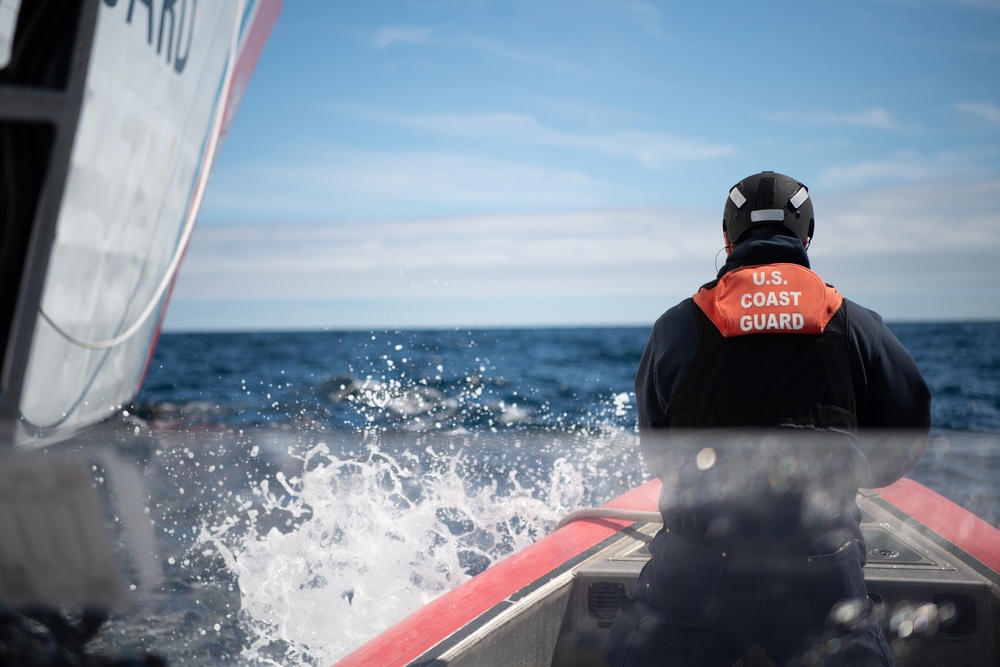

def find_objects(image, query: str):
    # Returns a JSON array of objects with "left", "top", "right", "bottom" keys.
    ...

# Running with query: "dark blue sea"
[{"left": 78, "top": 322, "right": 999, "bottom": 666}]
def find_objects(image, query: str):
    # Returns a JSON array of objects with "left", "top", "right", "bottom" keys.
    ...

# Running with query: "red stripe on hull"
[
  {"left": 221, "top": 0, "right": 283, "bottom": 141},
  {"left": 334, "top": 479, "right": 662, "bottom": 667},
  {"left": 337, "top": 476, "right": 1000, "bottom": 666},
  {"left": 879, "top": 477, "right": 1000, "bottom": 573}
]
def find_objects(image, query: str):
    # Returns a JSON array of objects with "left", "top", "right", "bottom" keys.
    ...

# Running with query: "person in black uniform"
[{"left": 604, "top": 172, "right": 931, "bottom": 666}]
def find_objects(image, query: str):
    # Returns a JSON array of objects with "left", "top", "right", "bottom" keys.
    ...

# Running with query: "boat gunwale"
[
  {"left": 334, "top": 476, "right": 1000, "bottom": 667},
  {"left": 333, "top": 479, "right": 661, "bottom": 667},
  {"left": 872, "top": 477, "right": 1000, "bottom": 584}
]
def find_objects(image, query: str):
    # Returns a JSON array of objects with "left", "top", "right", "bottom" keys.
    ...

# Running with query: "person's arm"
[
  {"left": 635, "top": 332, "right": 667, "bottom": 430},
  {"left": 865, "top": 324, "right": 931, "bottom": 430},
  {"left": 850, "top": 303, "right": 932, "bottom": 486},
  {"left": 634, "top": 301, "right": 700, "bottom": 430}
]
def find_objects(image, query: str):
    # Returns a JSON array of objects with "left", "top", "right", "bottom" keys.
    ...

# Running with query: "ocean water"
[{"left": 68, "top": 322, "right": 999, "bottom": 666}]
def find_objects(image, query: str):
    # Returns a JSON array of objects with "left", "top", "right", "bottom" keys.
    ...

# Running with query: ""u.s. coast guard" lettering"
[
  {"left": 693, "top": 264, "right": 843, "bottom": 338},
  {"left": 740, "top": 269, "right": 804, "bottom": 331},
  {"left": 103, "top": 0, "right": 196, "bottom": 74}
]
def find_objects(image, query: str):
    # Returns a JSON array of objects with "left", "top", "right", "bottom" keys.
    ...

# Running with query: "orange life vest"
[
  {"left": 692, "top": 263, "right": 843, "bottom": 337},
  {"left": 666, "top": 263, "right": 857, "bottom": 431}
]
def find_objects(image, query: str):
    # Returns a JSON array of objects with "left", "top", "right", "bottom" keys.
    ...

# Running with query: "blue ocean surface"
[{"left": 79, "top": 322, "right": 999, "bottom": 666}]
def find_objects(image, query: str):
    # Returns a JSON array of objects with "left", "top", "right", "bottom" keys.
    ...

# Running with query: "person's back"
[{"left": 604, "top": 172, "right": 931, "bottom": 667}]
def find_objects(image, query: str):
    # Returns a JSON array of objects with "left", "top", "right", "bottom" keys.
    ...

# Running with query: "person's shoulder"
[
  {"left": 649, "top": 299, "right": 701, "bottom": 354},
  {"left": 842, "top": 298, "right": 885, "bottom": 328},
  {"left": 841, "top": 298, "right": 898, "bottom": 357},
  {"left": 653, "top": 298, "right": 697, "bottom": 329}
]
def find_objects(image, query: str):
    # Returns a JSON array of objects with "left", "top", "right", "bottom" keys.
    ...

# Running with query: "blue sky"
[{"left": 166, "top": 0, "right": 1000, "bottom": 332}]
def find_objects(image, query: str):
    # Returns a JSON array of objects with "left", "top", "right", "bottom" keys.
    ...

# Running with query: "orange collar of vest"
[{"left": 693, "top": 263, "right": 843, "bottom": 337}]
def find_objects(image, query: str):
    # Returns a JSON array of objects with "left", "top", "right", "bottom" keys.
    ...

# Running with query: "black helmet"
[{"left": 722, "top": 171, "right": 814, "bottom": 246}]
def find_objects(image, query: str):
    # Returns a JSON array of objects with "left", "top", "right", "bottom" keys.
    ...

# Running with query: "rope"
[{"left": 555, "top": 508, "right": 662, "bottom": 530}]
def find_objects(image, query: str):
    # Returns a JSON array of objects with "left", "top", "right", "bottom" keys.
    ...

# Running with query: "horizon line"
[{"left": 158, "top": 317, "right": 1000, "bottom": 336}]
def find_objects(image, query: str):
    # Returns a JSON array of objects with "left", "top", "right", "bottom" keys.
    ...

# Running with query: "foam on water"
[
  {"left": 79, "top": 324, "right": 999, "bottom": 665},
  {"left": 197, "top": 433, "right": 607, "bottom": 665}
]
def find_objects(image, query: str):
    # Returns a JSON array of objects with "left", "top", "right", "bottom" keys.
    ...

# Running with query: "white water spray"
[{"left": 199, "top": 435, "right": 597, "bottom": 665}]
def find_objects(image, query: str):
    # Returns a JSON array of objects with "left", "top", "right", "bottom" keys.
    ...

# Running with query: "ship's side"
[{"left": 0, "top": 0, "right": 281, "bottom": 449}]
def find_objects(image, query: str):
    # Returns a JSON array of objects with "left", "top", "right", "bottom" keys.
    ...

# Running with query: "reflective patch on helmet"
[
  {"left": 750, "top": 209, "right": 784, "bottom": 222},
  {"left": 789, "top": 186, "right": 809, "bottom": 210},
  {"left": 729, "top": 187, "right": 747, "bottom": 208}
]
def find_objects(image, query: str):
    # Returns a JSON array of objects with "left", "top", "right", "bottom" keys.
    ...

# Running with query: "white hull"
[{"left": 1, "top": 0, "right": 280, "bottom": 447}]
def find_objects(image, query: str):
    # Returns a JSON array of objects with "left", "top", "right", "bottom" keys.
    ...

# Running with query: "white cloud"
[
  {"left": 186, "top": 178, "right": 1000, "bottom": 294},
  {"left": 957, "top": 0, "right": 1000, "bottom": 9},
  {"left": 357, "top": 110, "right": 733, "bottom": 168},
  {"left": 881, "top": 0, "right": 1000, "bottom": 9},
  {"left": 201, "top": 107, "right": 734, "bottom": 224},
  {"left": 815, "top": 148, "right": 999, "bottom": 189},
  {"left": 458, "top": 33, "right": 586, "bottom": 76},
  {"left": 178, "top": 177, "right": 1000, "bottom": 328},
  {"left": 202, "top": 149, "right": 616, "bottom": 220},
  {"left": 770, "top": 178, "right": 1000, "bottom": 314},
  {"left": 618, "top": 2, "right": 668, "bottom": 40},
  {"left": 817, "top": 150, "right": 940, "bottom": 187},
  {"left": 769, "top": 107, "right": 901, "bottom": 130},
  {"left": 955, "top": 101, "right": 1000, "bottom": 124},
  {"left": 174, "top": 207, "right": 719, "bottom": 303},
  {"left": 373, "top": 27, "right": 433, "bottom": 49},
  {"left": 309, "top": 151, "right": 606, "bottom": 206},
  {"left": 810, "top": 178, "right": 1000, "bottom": 258}
]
